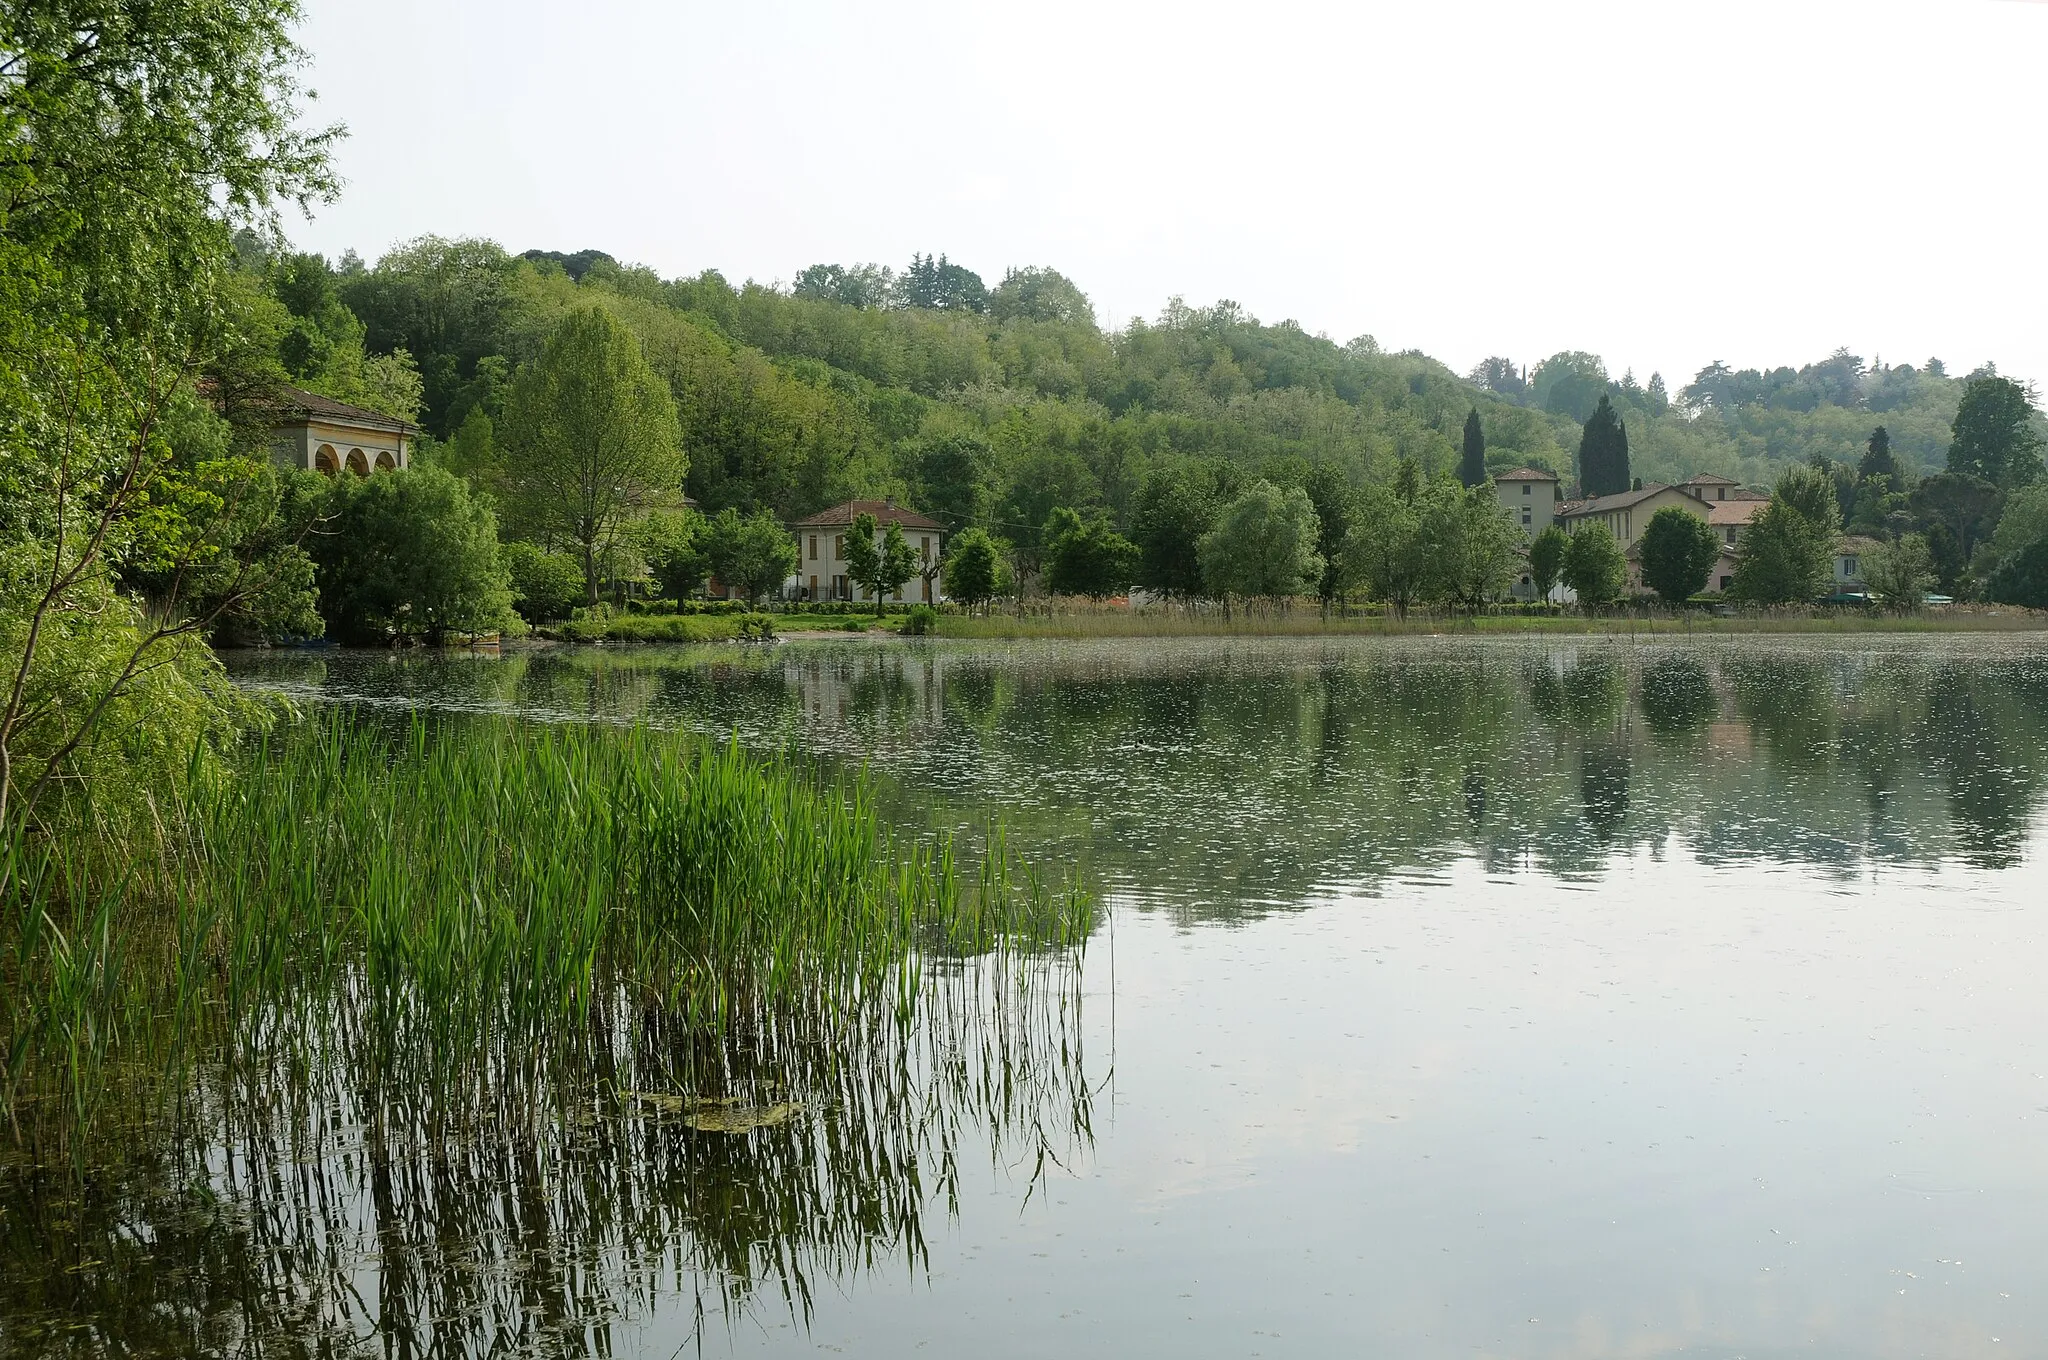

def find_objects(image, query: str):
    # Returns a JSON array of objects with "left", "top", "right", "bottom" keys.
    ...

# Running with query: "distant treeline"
[{"left": 268, "top": 238, "right": 2039, "bottom": 539}]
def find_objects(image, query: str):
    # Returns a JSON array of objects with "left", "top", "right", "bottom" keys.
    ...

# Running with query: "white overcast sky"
[{"left": 289, "top": 0, "right": 2048, "bottom": 392}]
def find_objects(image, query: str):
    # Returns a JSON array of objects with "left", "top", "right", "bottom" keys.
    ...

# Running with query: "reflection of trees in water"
[
  {"left": 1578, "top": 744, "right": 1632, "bottom": 836},
  {"left": 228, "top": 640, "right": 2048, "bottom": 915},
  {"left": 0, "top": 954, "right": 1091, "bottom": 1357},
  {"left": 1639, "top": 654, "right": 1719, "bottom": 742}
]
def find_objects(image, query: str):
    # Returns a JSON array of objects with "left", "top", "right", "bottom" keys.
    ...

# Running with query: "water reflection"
[
  {"left": 232, "top": 635, "right": 2048, "bottom": 906},
  {"left": 0, "top": 954, "right": 1091, "bottom": 1357}
]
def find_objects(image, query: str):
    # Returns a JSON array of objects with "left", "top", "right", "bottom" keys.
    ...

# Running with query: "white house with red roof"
[{"left": 787, "top": 498, "right": 947, "bottom": 603}]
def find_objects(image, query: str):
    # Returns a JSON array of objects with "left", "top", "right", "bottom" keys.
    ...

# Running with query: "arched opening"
[
  {"left": 374, "top": 450, "right": 396, "bottom": 473},
  {"left": 346, "top": 449, "right": 369, "bottom": 478},
  {"left": 314, "top": 444, "right": 339, "bottom": 476}
]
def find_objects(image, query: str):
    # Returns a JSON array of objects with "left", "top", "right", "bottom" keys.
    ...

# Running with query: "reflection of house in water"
[
  {"left": 1705, "top": 721, "right": 1754, "bottom": 757},
  {"left": 782, "top": 648, "right": 946, "bottom": 727}
]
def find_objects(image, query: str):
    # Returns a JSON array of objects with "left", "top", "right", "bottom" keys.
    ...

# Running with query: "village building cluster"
[{"left": 264, "top": 390, "right": 1874, "bottom": 606}]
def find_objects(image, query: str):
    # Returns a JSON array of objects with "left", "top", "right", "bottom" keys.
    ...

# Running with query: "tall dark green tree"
[
  {"left": 1458, "top": 409, "right": 1487, "bottom": 488},
  {"left": 1132, "top": 467, "right": 1222, "bottom": 596},
  {"left": 1302, "top": 463, "right": 1356, "bottom": 609},
  {"left": 1947, "top": 376, "right": 2044, "bottom": 488},
  {"left": 1577, "top": 396, "right": 1630, "bottom": 497},
  {"left": 1859, "top": 426, "right": 1897, "bottom": 483}
]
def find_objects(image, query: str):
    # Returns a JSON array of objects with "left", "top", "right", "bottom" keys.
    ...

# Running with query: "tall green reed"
[{"left": 1, "top": 710, "right": 1092, "bottom": 1146}]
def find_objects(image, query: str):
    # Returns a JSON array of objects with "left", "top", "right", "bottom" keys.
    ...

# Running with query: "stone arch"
[
  {"left": 314, "top": 444, "right": 339, "bottom": 475},
  {"left": 345, "top": 448, "right": 370, "bottom": 477},
  {"left": 374, "top": 450, "right": 396, "bottom": 473}
]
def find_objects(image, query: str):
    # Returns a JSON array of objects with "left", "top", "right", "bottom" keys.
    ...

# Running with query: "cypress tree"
[
  {"left": 1459, "top": 409, "right": 1487, "bottom": 487},
  {"left": 1577, "top": 395, "right": 1631, "bottom": 497},
  {"left": 1859, "top": 426, "right": 1896, "bottom": 483}
]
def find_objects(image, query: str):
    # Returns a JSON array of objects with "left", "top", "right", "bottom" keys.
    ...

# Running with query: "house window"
[
  {"left": 1725, "top": 527, "right": 1736, "bottom": 544},
  {"left": 809, "top": 535, "right": 818, "bottom": 560},
  {"left": 920, "top": 535, "right": 931, "bottom": 559},
  {"left": 1842, "top": 556, "right": 1859, "bottom": 577},
  {"left": 834, "top": 534, "right": 845, "bottom": 558},
  {"left": 808, "top": 575, "right": 818, "bottom": 599},
  {"left": 1718, "top": 488, "right": 1728, "bottom": 500},
  {"left": 833, "top": 574, "right": 848, "bottom": 600},
  {"left": 1521, "top": 510, "right": 1531, "bottom": 526},
  {"left": 1521, "top": 484, "right": 1531, "bottom": 496}
]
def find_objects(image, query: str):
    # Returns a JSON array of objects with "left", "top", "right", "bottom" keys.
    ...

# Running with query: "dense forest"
[{"left": 264, "top": 237, "right": 2031, "bottom": 539}]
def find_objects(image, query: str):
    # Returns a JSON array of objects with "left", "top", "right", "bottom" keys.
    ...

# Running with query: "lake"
[{"left": 25, "top": 634, "right": 2048, "bottom": 1358}]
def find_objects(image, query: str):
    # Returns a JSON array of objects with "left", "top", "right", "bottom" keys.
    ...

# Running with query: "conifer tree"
[
  {"left": 1577, "top": 396, "right": 1631, "bottom": 497},
  {"left": 1860, "top": 426, "right": 1897, "bottom": 483},
  {"left": 1459, "top": 409, "right": 1487, "bottom": 488}
]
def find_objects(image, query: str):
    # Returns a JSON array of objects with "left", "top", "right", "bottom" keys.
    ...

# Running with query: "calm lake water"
[{"left": 102, "top": 637, "right": 2048, "bottom": 1354}]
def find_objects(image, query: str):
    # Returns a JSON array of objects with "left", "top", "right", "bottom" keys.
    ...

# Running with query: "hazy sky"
[{"left": 291, "top": 0, "right": 2047, "bottom": 391}]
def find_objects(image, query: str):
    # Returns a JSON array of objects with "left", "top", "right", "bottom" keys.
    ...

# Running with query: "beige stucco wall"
[
  {"left": 270, "top": 419, "right": 411, "bottom": 476},
  {"left": 1564, "top": 486, "right": 1705, "bottom": 552},
  {"left": 789, "top": 523, "right": 945, "bottom": 603},
  {"left": 1496, "top": 479, "right": 1557, "bottom": 540}
]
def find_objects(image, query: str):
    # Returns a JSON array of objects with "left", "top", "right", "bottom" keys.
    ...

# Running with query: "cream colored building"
[
  {"left": 788, "top": 499, "right": 946, "bottom": 604},
  {"left": 1680, "top": 473, "right": 1771, "bottom": 549},
  {"left": 1495, "top": 467, "right": 1559, "bottom": 537},
  {"left": 266, "top": 385, "right": 416, "bottom": 476},
  {"left": 1495, "top": 467, "right": 1560, "bottom": 600},
  {"left": 1559, "top": 477, "right": 1758, "bottom": 596}
]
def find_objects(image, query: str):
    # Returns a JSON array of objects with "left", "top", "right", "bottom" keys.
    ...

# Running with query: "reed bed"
[
  {"left": 2, "top": 712, "right": 1092, "bottom": 1146},
  {"left": 0, "top": 712, "right": 1097, "bottom": 1352}
]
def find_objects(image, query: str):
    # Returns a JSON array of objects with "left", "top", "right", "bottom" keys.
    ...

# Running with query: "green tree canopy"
[
  {"left": 637, "top": 508, "right": 711, "bottom": 601},
  {"left": 502, "top": 307, "right": 685, "bottom": 602},
  {"left": 1528, "top": 524, "right": 1570, "bottom": 603},
  {"left": 503, "top": 542, "right": 585, "bottom": 623},
  {"left": 704, "top": 507, "right": 799, "bottom": 604},
  {"left": 1731, "top": 504, "right": 1832, "bottom": 604},
  {"left": 1132, "top": 466, "right": 1224, "bottom": 596},
  {"left": 1199, "top": 481, "right": 1324, "bottom": 604},
  {"left": 1985, "top": 532, "right": 2048, "bottom": 609},
  {"left": 1638, "top": 506, "right": 1721, "bottom": 605},
  {"left": 1301, "top": 462, "right": 1357, "bottom": 608},
  {"left": 1341, "top": 482, "right": 1427, "bottom": 615},
  {"left": 1561, "top": 524, "right": 1627, "bottom": 610},
  {"left": 1, "top": 0, "right": 338, "bottom": 831},
  {"left": 844, "top": 512, "right": 919, "bottom": 614},
  {"left": 1429, "top": 483, "right": 1523, "bottom": 608},
  {"left": 1577, "top": 396, "right": 1631, "bottom": 497},
  {"left": 1863, "top": 534, "right": 1936, "bottom": 613},
  {"left": 1947, "top": 376, "right": 2044, "bottom": 489},
  {"left": 1860, "top": 426, "right": 1898, "bottom": 484},
  {"left": 942, "top": 528, "right": 1005, "bottom": 612},
  {"left": 309, "top": 466, "right": 512, "bottom": 643},
  {"left": 1459, "top": 408, "right": 1487, "bottom": 488},
  {"left": 1042, "top": 508, "right": 1139, "bottom": 600},
  {"left": 989, "top": 267, "right": 1095, "bottom": 326}
]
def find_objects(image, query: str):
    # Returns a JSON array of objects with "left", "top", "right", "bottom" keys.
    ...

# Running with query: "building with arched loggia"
[{"left": 263, "top": 384, "right": 417, "bottom": 477}]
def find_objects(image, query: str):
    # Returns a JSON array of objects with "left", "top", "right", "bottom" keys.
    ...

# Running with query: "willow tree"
[
  {"left": 503, "top": 308, "right": 684, "bottom": 603},
  {"left": 1, "top": 0, "right": 339, "bottom": 838}
]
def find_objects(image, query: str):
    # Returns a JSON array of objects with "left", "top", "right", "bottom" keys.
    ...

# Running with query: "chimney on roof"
[{"left": 884, "top": 494, "right": 896, "bottom": 509}]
